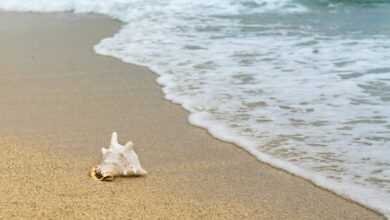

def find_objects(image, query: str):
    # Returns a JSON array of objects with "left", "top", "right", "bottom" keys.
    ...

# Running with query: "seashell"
[{"left": 91, "top": 132, "right": 147, "bottom": 181}]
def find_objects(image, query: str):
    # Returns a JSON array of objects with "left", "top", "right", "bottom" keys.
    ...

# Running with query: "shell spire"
[{"left": 110, "top": 132, "right": 118, "bottom": 146}]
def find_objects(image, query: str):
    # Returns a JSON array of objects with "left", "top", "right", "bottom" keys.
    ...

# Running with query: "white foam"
[
  {"left": 1, "top": 0, "right": 389, "bottom": 218},
  {"left": 96, "top": 21, "right": 390, "bottom": 217}
]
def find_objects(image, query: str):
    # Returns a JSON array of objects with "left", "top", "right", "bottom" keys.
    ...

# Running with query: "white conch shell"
[{"left": 91, "top": 132, "right": 147, "bottom": 181}]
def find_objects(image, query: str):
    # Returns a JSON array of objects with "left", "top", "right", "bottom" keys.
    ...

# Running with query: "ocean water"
[{"left": 1, "top": 0, "right": 389, "bottom": 217}]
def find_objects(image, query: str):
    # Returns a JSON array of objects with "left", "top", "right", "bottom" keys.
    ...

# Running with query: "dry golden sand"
[
  {"left": 0, "top": 136, "right": 262, "bottom": 219},
  {"left": 0, "top": 12, "right": 384, "bottom": 219}
]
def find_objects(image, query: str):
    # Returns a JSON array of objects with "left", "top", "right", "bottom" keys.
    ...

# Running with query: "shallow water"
[{"left": 1, "top": 0, "right": 389, "bottom": 217}]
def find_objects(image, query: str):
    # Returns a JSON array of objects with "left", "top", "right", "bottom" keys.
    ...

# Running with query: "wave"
[
  {"left": 298, "top": 0, "right": 390, "bottom": 11},
  {"left": 0, "top": 0, "right": 388, "bottom": 20},
  {"left": 0, "top": 0, "right": 307, "bottom": 17}
]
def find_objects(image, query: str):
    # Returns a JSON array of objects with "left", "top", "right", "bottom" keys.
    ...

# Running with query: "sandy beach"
[{"left": 0, "top": 12, "right": 384, "bottom": 219}]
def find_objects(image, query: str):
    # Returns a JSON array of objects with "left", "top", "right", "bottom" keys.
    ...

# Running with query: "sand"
[{"left": 0, "top": 11, "right": 384, "bottom": 219}]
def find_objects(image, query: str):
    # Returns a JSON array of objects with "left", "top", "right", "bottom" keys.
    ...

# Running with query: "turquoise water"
[{"left": 1, "top": 0, "right": 389, "bottom": 217}]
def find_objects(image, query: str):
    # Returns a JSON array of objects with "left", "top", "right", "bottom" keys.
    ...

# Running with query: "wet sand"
[{"left": 0, "top": 12, "right": 384, "bottom": 219}]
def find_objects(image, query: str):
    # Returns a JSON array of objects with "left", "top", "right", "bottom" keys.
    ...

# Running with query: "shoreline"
[{"left": 0, "top": 11, "right": 384, "bottom": 219}]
